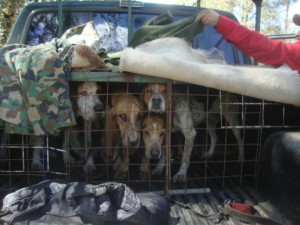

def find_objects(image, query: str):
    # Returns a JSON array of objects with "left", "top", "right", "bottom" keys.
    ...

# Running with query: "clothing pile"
[
  {"left": 0, "top": 39, "right": 76, "bottom": 135},
  {"left": 0, "top": 180, "right": 170, "bottom": 225}
]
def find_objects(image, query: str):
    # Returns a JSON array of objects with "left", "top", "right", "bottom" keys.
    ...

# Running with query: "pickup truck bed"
[
  {"left": 169, "top": 190, "right": 267, "bottom": 225},
  {"left": 0, "top": 177, "right": 283, "bottom": 225},
  {"left": 1, "top": 1, "right": 300, "bottom": 225}
]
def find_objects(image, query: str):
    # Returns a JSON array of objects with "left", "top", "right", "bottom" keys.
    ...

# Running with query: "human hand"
[
  {"left": 195, "top": 9, "right": 220, "bottom": 27},
  {"left": 296, "top": 30, "right": 300, "bottom": 40},
  {"left": 293, "top": 14, "right": 300, "bottom": 26}
]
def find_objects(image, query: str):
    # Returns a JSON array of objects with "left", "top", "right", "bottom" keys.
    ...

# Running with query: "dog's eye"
[
  {"left": 137, "top": 113, "right": 143, "bottom": 121},
  {"left": 143, "top": 130, "right": 149, "bottom": 137},
  {"left": 146, "top": 88, "right": 152, "bottom": 94},
  {"left": 80, "top": 91, "right": 88, "bottom": 96},
  {"left": 159, "top": 131, "right": 166, "bottom": 138},
  {"left": 119, "top": 114, "right": 127, "bottom": 121}
]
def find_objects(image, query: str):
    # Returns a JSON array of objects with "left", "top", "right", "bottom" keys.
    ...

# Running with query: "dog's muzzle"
[
  {"left": 78, "top": 95, "right": 104, "bottom": 121},
  {"left": 125, "top": 128, "right": 140, "bottom": 147},
  {"left": 94, "top": 102, "right": 104, "bottom": 112},
  {"left": 150, "top": 95, "right": 164, "bottom": 111},
  {"left": 129, "top": 138, "right": 140, "bottom": 146},
  {"left": 150, "top": 147, "right": 161, "bottom": 159}
]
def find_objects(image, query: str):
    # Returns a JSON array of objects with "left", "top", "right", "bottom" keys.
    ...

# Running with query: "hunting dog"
[
  {"left": 63, "top": 81, "right": 104, "bottom": 173},
  {"left": 141, "top": 83, "right": 244, "bottom": 182},
  {"left": 101, "top": 93, "right": 144, "bottom": 179},
  {"left": 140, "top": 114, "right": 166, "bottom": 180}
]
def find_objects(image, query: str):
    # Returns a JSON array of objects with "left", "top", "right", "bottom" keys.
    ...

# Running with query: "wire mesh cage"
[{"left": 1, "top": 79, "right": 300, "bottom": 200}]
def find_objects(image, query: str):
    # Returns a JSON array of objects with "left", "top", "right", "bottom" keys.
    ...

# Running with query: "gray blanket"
[{"left": 120, "top": 37, "right": 300, "bottom": 106}]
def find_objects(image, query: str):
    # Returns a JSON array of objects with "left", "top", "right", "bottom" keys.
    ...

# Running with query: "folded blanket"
[{"left": 120, "top": 37, "right": 300, "bottom": 106}]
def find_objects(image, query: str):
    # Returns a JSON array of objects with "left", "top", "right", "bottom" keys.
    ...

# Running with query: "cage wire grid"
[{"left": 1, "top": 80, "right": 300, "bottom": 198}]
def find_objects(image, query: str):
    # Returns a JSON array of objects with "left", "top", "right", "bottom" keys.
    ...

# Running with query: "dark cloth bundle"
[{"left": 0, "top": 180, "right": 170, "bottom": 225}]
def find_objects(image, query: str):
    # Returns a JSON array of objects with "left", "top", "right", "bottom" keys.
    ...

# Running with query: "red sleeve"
[{"left": 216, "top": 15, "right": 300, "bottom": 71}]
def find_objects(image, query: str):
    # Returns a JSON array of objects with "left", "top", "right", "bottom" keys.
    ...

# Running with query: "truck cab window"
[
  {"left": 25, "top": 12, "right": 129, "bottom": 52},
  {"left": 25, "top": 13, "right": 58, "bottom": 45}
]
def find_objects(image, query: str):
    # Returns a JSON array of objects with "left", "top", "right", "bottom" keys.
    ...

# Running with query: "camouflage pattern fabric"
[
  {"left": 60, "top": 23, "right": 87, "bottom": 40},
  {"left": 0, "top": 38, "right": 76, "bottom": 135}
]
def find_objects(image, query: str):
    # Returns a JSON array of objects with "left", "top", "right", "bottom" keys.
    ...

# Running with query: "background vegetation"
[
  {"left": 0, "top": 0, "right": 298, "bottom": 45},
  {"left": 177, "top": 0, "right": 298, "bottom": 34}
]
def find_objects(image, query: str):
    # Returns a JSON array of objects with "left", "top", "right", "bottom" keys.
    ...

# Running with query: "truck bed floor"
[{"left": 167, "top": 189, "right": 276, "bottom": 225}]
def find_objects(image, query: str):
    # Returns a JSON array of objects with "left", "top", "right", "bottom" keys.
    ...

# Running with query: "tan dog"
[
  {"left": 101, "top": 93, "right": 144, "bottom": 179},
  {"left": 140, "top": 114, "right": 166, "bottom": 180},
  {"left": 141, "top": 83, "right": 244, "bottom": 183},
  {"left": 141, "top": 83, "right": 167, "bottom": 112},
  {"left": 63, "top": 81, "right": 104, "bottom": 173}
]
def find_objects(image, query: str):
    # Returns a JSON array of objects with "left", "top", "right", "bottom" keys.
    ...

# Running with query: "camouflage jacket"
[{"left": 0, "top": 38, "right": 76, "bottom": 135}]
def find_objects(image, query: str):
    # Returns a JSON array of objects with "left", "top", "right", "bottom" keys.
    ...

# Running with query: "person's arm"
[
  {"left": 217, "top": 15, "right": 300, "bottom": 70},
  {"left": 196, "top": 9, "right": 300, "bottom": 71}
]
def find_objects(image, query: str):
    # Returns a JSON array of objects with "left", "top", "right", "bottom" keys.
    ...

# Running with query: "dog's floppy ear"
[
  {"left": 107, "top": 106, "right": 118, "bottom": 129},
  {"left": 96, "top": 83, "right": 102, "bottom": 94},
  {"left": 140, "top": 86, "right": 146, "bottom": 102},
  {"left": 141, "top": 116, "right": 149, "bottom": 130},
  {"left": 110, "top": 94, "right": 117, "bottom": 107},
  {"left": 69, "top": 81, "right": 79, "bottom": 116},
  {"left": 140, "top": 85, "right": 150, "bottom": 107},
  {"left": 102, "top": 105, "right": 118, "bottom": 151}
]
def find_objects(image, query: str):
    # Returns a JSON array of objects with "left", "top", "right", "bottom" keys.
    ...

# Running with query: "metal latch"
[{"left": 120, "top": 0, "right": 144, "bottom": 7}]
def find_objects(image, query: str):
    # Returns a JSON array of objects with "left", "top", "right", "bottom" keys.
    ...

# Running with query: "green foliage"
[
  {"left": 0, "top": 0, "right": 298, "bottom": 45},
  {"left": 176, "top": 0, "right": 299, "bottom": 35},
  {"left": 0, "top": 0, "right": 25, "bottom": 45}
]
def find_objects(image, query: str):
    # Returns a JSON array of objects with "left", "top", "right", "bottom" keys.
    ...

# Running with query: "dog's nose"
[
  {"left": 152, "top": 96, "right": 162, "bottom": 105},
  {"left": 94, "top": 103, "right": 104, "bottom": 112},
  {"left": 129, "top": 138, "right": 139, "bottom": 146},
  {"left": 150, "top": 148, "right": 160, "bottom": 159}
]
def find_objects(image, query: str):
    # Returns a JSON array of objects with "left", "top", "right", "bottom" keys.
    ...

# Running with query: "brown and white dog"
[
  {"left": 63, "top": 81, "right": 104, "bottom": 173},
  {"left": 101, "top": 93, "right": 144, "bottom": 179},
  {"left": 140, "top": 114, "right": 166, "bottom": 180},
  {"left": 141, "top": 83, "right": 244, "bottom": 182}
]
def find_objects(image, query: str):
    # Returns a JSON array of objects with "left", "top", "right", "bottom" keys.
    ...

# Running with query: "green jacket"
[
  {"left": 0, "top": 39, "right": 76, "bottom": 135},
  {"left": 128, "top": 11, "right": 203, "bottom": 47}
]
